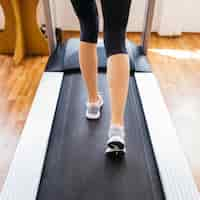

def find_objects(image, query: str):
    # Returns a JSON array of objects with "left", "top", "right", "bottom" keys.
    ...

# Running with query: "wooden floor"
[{"left": 0, "top": 33, "right": 200, "bottom": 192}]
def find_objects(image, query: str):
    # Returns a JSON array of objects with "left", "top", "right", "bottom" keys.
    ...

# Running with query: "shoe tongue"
[{"left": 109, "top": 125, "right": 125, "bottom": 138}]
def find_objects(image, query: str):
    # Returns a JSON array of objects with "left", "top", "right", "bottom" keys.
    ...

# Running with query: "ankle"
[{"left": 88, "top": 94, "right": 99, "bottom": 104}]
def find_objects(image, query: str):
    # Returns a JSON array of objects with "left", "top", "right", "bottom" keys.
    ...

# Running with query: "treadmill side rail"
[
  {"left": 0, "top": 72, "right": 63, "bottom": 200},
  {"left": 135, "top": 73, "right": 199, "bottom": 200}
]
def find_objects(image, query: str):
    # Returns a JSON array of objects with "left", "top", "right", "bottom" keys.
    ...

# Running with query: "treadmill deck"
[{"left": 36, "top": 74, "right": 165, "bottom": 200}]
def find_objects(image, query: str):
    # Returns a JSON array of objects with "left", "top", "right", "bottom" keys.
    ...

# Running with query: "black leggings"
[{"left": 71, "top": 0, "right": 132, "bottom": 58}]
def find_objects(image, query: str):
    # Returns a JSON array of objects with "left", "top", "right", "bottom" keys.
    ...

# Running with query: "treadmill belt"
[
  {"left": 36, "top": 73, "right": 165, "bottom": 200},
  {"left": 45, "top": 38, "right": 152, "bottom": 73}
]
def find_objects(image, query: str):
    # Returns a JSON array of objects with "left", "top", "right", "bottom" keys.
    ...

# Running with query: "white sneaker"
[
  {"left": 86, "top": 94, "right": 104, "bottom": 120},
  {"left": 106, "top": 125, "right": 126, "bottom": 154}
]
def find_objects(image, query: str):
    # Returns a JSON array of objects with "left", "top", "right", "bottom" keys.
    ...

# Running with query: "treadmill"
[{"left": 1, "top": 0, "right": 199, "bottom": 200}]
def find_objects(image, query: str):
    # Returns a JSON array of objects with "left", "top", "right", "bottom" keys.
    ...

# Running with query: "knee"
[
  {"left": 79, "top": 17, "right": 99, "bottom": 43},
  {"left": 104, "top": 29, "right": 128, "bottom": 58}
]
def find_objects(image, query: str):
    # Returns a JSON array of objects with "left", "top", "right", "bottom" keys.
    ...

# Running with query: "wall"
[
  {"left": 44, "top": 0, "right": 159, "bottom": 32},
  {"left": 45, "top": 0, "right": 200, "bottom": 35},
  {"left": 181, "top": 0, "right": 200, "bottom": 32},
  {"left": 0, "top": 0, "right": 200, "bottom": 35}
]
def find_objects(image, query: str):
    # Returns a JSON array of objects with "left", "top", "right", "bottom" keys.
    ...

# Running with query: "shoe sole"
[
  {"left": 86, "top": 111, "right": 100, "bottom": 119},
  {"left": 105, "top": 146, "right": 126, "bottom": 157},
  {"left": 107, "top": 136, "right": 125, "bottom": 149}
]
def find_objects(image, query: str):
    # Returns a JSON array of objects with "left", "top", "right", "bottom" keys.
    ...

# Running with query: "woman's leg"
[
  {"left": 79, "top": 42, "right": 98, "bottom": 103},
  {"left": 101, "top": 0, "right": 132, "bottom": 127},
  {"left": 107, "top": 55, "right": 130, "bottom": 126},
  {"left": 71, "top": 0, "right": 99, "bottom": 103}
]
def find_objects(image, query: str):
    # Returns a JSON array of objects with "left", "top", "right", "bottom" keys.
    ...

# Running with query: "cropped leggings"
[{"left": 71, "top": 0, "right": 132, "bottom": 58}]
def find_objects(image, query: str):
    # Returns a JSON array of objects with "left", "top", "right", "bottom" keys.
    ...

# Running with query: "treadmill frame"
[
  {"left": 0, "top": 0, "right": 199, "bottom": 200},
  {"left": 1, "top": 71, "right": 199, "bottom": 200}
]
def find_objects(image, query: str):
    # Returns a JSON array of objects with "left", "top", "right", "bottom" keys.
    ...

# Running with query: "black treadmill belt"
[
  {"left": 36, "top": 74, "right": 165, "bottom": 200},
  {"left": 45, "top": 38, "right": 152, "bottom": 73}
]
